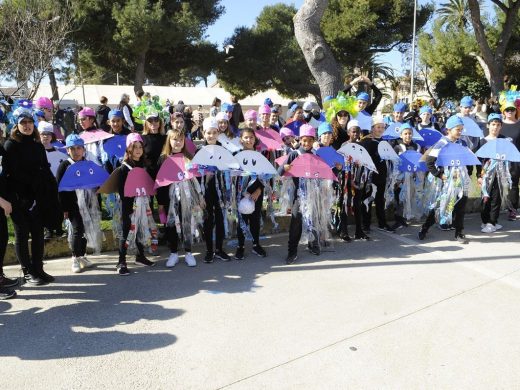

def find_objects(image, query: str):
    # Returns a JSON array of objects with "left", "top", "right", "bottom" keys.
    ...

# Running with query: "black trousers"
[
  {"left": 0, "top": 212, "right": 7, "bottom": 274},
  {"left": 237, "top": 196, "right": 262, "bottom": 247},
  {"left": 337, "top": 179, "right": 349, "bottom": 237},
  {"left": 481, "top": 179, "right": 501, "bottom": 225},
  {"left": 119, "top": 210, "right": 145, "bottom": 263},
  {"left": 10, "top": 200, "right": 44, "bottom": 274},
  {"left": 288, "top": 211, "right": 302, "bottom": 255},
  {"left": 68, "top": 209, "right": 87, "bottom": 258},
  {"left": 509, "top": 168, "right": 519, "bottom": 210},
  {"left": 352, "top": 191, "right": 365, "bottom": 235},
  {"left": 422, "top": 195, "right": 467, "bottom": 234},
  {"left": 203, "top": 194, "right": 224, "bottom": 253},
  {"left": 362, "top": 178, "right": 387, "bottom": 228}
]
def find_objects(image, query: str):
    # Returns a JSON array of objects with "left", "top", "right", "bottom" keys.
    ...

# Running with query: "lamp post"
[{"left": 410, "top": 0, "right": 417, "bottom": 105}]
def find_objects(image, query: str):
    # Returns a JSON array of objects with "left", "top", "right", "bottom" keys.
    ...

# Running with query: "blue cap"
[
  {"left": 34, "top": 109, "right": 45, "bottom": 118},
  {"left": 445, "top": 115, "right": 464, "bottom": 129},
  {"left": 317, "top": 122, "right": 333, "bottom": 137},
  {"left": 460, "top": 96, "right": 474, "bottom": 108},
  {"left": 399, "top": 122, "right": 414, "bottom": 133},
  {"left": 264, "top": 98, "right": 273, "bottom": 107},
  {"left": 324, "top": 95, "right": 333, "bottom": 102},
  {"left": 16, "top": 112, "right": 34, "bottom": 124},
  {"left": 393, "top": 102, "right": 407, "bottom": 112},
  {"left": 487, "top": 113, "right": 502, "bottom": 123},
  {"left": 419, "top": 106, "right": 433, "bottom": 115},
  {"left": 221, "top": 103, "right": 233, "bottom": 113},
  {"left": 65, "top": 134, "right": 85, "bottom": 148},
  {"left": 289, "top": 103, "right": 299, "bottom": 112},
  {"left": 356, "top": 92, "right": 370, "bottom": 102},
  {"left": 108, "top": 109, "right": 124, "bottom": 119}
]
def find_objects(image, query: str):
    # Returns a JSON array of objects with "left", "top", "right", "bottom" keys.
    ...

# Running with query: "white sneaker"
[
  {"left": 481, "top": 223, "right": 486, "bottom": 229},
  {"left": 71, "top": 257, "right": 82, "bottom": 273},
  {"left": 79, "top": 256, "right": 93, "bottom": 268},
  {"left": 481, "top": 223, "right": 496, "bottom": 233},
  {"left": 166, "top": 253, "right": 179, "bottom": 268},
  {"left": 494, "top": 224, "right": 503, "bottom": 230},
  {"left": 185, "top": 252, "right": 197, "bottom": 267}
]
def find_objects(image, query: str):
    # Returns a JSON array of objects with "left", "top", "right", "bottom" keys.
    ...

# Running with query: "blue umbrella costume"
[{"left": 418, "top": 116, "right": 480, "bottom": 242}]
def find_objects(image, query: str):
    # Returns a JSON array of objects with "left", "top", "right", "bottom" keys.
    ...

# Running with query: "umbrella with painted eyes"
[
  {"left": 382, "top": 123, "right": 424, "bottom": 141},
  {"left": 124, "top": 167, "right": 156, "bottom": 197},
  {"left": 337, "top": 143, "right": 378, "bottom": 173},
  {"left": 234, "top": 150, "right": 277, "bottom": 175},
  {"left": 103, "top": 135, "right": 127, "bottom": 163},
  {"left": 46, "top": 150, "right": 69, "bottom": 176},
  {"left": 436, "top": 142, "right": 481, "bottom": 167},
  {"left": 191, "top": 144, "right": 240, "bottom": 171},
  {"left": 154, "top": 154, "right": 200, "bottom": 189},
  {"left": 460, "top": 116, "right": 484, "bottom": 138},
  {"left": 284, "top": 120, "right": 305, "bottom": 137},
  {"left": 377, "top": 140, "right": 400, "bottom": 162},
  {"left": 417, "top": 128, "right": 443, "bottom": 148},
  {"left": 283, "top": 153, "right": 338, "bottom": 181},
  {"left": 58, "top": 160, "right": 109, "bottom": 191},
  {"left": 80, "top": 129, "right": 114, "bottom": 144},
  {"left": 51, "top": 141, "right": 67, "bottom": 153},
  {"left": 476, "top": 138, "right": 520, "bottom": 162},
  {"left": 316, "top": 146, "right": 344, "bottom": 168},
  {"left": 217, "top": 133, "right": 242, "bottom": 153},
  {"left": 255, "top": 128, "right": 283, "bottom": 151},
  {"left": 398, "top": 150, "right": 428, "bottom": 172}
]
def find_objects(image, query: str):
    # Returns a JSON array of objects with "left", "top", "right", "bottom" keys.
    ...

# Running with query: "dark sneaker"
[
  {"left": 378, "top": 224, "right": 395, "bottom": 233},
  {"left": 117, "top": 263, "right": 130, "bottom": 276},
  {"left": 339, "top": 233, "right": 351, "bottom": 242},
  {"left": 24, "top": 273, "right": 46, "bottom": 286},
  {"left": 252, "top": 245, "right": 267, "bottom": 257},
  {"left": 0, "top": 274, "right": 18, "bottom": 288},
  {"left": 37, "top": 270, "right": 55, "bottom": 283},
  {"left": 508, "top": 209, "right": 517, "bottom": 221},
  {"left": 455, "top": 233, "right": 469, "bottom": 244},
  {"left": 235, "top": 247, "right": 245, "bottom": 260},
  {"left": 204, "top": 252, "right": 214, "bottom": 263},
  {"left": 354, "top": 233, "right": 370, "bottom": 241},
  {"left": 285, "top": 253, "right": 298, "bottom": 264},
  {"left": 44, "top": 229, "right": 53, "bottom": 240},
  {"left": 214, "top": 250, "right": 231, "bottom": 262},
  {"left": 0, "top": 287, "right": 16, "bottom": 300},
  {"left": 135, "top": 255, "right": 155, "bottom": 267},
  {"left": 309, "top": 245, "right": 320, "bottom": 256},
  {"left": 391, "top": 220, "right": 408, "bottom": 230},
  {"left": 363, "top": 225, "right": 371, "bottom": 233},
  {"left": 438, "top": 224, "right": 450, "bottom": 231},
  {"left": 418, "top": 228, "right": 427, "bottom": 240}
]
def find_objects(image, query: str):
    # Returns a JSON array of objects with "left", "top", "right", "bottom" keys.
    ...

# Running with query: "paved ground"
[{"left": 1, "top": 213, "right": 519, "bottom": 389}]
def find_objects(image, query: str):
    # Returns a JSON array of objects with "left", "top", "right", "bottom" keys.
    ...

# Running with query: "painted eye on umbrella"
[
  {"left": 314, "top": 172, "right": 319, "bottom": 177},
  {"left": 407, "top": 165, "right": 412, "bottom": 172},
  {"left": 413, "top": 166, "right": 418, "bottom": 172},
  {"left": 75, "top": 170, "right": 81, "bottom": 177},
  {"left": 243, "top": 159, "right": 248, "bottom": 165},
  {"left": 209, "top": 155, "right": 214, "bottom": 159},
  {"left": 456, "top": 159, "right": 461, "bottom": 166},
  {"left": 305, "top": 172, "right": 310, "bottom": 177},
  {"left": 177, "top": 172, "right": 185, "bottom": 180},
  {"left": 218, "top": 155, "right": 222, "bottom": 160},
  {"left": 89, "top": 168, "right": 94, "bottom": 175},
  {"left": 501, "top": 154, "right": 506, "bottom": 160},
  {"left": 395, "top": 127, "right": 400, "bottom": 133},
  {"left": 450, "top": 159, "right": 455, "bottom": 166},
  {"left": 252, "top": 159, "right": 257, "bottom": 166}
]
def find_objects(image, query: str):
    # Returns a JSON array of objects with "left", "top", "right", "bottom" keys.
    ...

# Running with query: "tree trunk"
[
  {"left": 134, "top": 49, "right": 147, "bottom": 94},
  {"left": 293, "top": 0, "right": 343, "bottom": 101},
  {"left": 467, "top": 0, "right": 520, "bottom": 96},
  {"left": 48, "top": 68, "right": 59, "bottom": 101}
]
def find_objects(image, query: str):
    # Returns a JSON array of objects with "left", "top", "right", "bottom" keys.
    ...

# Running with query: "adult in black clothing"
[
  {"left": 359, "top": 121, "right": 395, "bottom": 233},
  {"left": 500, "top": 101, "right": 520, "bottom": 220},
  {"left": 230, "top": 95, "right": 244, "bottom": 130},
  {"left": 96, "top": 96, "right": 111, "bottom": 132},
  {"left": 2, "top": 113, "right": 55, "bottom": 285},
  {"left": 331, "top": 110, "right": 351, "bottom": 150}
]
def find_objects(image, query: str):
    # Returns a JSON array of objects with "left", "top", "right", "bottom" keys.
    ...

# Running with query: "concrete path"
[{"left": 1, "top": 214, "right": 519, "bottom": 389}]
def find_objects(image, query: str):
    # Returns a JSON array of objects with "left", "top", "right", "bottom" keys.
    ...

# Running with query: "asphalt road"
[{"left": 1, "top": 213, "right": 519, "bottom": 389}]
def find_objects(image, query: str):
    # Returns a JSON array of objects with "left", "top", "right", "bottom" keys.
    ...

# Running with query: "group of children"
[{"left": 1, "top": 91, "right": 518, "bottom": 296}]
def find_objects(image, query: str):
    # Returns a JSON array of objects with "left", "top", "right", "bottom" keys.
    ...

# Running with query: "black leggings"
[
  {"left": 10, "top": 201, "right": 44, "bottom": 274},
  {"left": 204, "top": 194, "right": 224, "bottom": 253},
  {"left": 481, "top": 179, "right": 501, "bottom": 225},
  {"left": 237, "top": 196, "right": 262, "bottom": 247},
  {"left": 68, "top": 209, "right": 87, "bottom": 258},
  {"left": 0, "top": 212, "right": 8, "bottom": 274},
  {"left": 422, "top": 196, "right": 468, "bottom": 234},
  {"left": 362, "top": 179, "right": 387, "bottom": 228}
]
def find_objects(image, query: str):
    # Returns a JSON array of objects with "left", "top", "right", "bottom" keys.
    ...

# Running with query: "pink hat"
[
  {"left": 78, "top": 107, "right": 96, "bottom": 117},
  {"left": 244, "top": 110, "right": 257, "bottom": 120},
  {"left": 299, "top": 124, "right": 316, "bottom": 138},
  {"left": 35, "top": 97, "right": 53, "bottom": 110},
  {"left": 279, "top": 127, "right": 295, "bottom": 139},
  {"left": 259, "top": 104, "right": 271, "bottom": 115},
  {"left": 126, "top": 132, "right": 143, "bottom": 147}
]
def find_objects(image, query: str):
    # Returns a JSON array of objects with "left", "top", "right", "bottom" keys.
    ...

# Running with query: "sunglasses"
[
  {"left": 337, "top": 113, "right": 349, "bottom": 118},
  {"left": 505, "top": 107, "right": 516, "bottom": 112},
  {"left": 147, "top": 118, "right": 160, "bottom": 123},
  {"left": 19, "top": 120, "right": 34, "bottom": 125}
]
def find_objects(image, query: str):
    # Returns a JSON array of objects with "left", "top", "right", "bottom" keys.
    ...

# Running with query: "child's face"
[
  {"left": 131, "top": 142, "right": 143, "bottom": 161},
  {"left": 420, "top": 112, "right": 431, "bottom": 123},
  {"left": 348, "top": 127, "right": 360, "bottom": 141},
  {"left": 401, "top": 129, "right": 412, "bottom": 144},
  {"left": 261, "top": 113, "right": 270, "bottom": 125},
  {"left": 270, "top": 113, "right": 279, "bottom": 125},
  {"left": 146, "top": 117, "right": 160, "bottom": 133},
  {"left": 460, "top": 106, "right": 472, "bottom": 116},
  {"left": 240, "top": 131, "right": 256, "bottom": 150},
  {"left": 488, "top": 120, "right": 502, "bottom": 137},
  {"left": 447, "top": 125, "right": 463, "bottom": 140},
  {"left": 109, "top": 117, "right": 123, "bottom": 133},
  {"left": 293, "top": 109, "right": 304, "bottom": 121},
  {"left": 79, "top": 116, "right": 94, "bottom": 130},
  {"left": 170, "top": 135, "right": 185, "bottom": 153},
  {"left": 371, "top": 123, "right": 385, "bottom": 138},
  {"left": 393, "top": 111, "right": 404, "bottom": 123},
  {"left": 40, "top": 132, "right": 52, "bottom": 146},
  {"left": 68, "top": 145, "right": 85, "bottom": 161},
  {"left": 300, "top": 136, "right": 314, "bottom": 150},
  {"left": 283, "top": 135, "right": 295, "bottom": 146},
  {"left": 245, "top": 118, "right": 256, "bottom": 128},
  {"left": 218, "top": 120, "right": 228, "bottom": 133},
  {"left": 320, "top": 132, "right": 332, "bottom": 146},
  {"left": 171, "top": 117, "right": 184, "bottom": 131},
  {"left": 357, "top": 100, "right": 368, "bottom": 111},
  {"left": 204, "top": 128, "right": 218, "bottom": 144}
]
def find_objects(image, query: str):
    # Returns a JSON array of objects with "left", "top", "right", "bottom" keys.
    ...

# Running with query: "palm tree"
[{"left": 437, "top": 0, "right": 470, "bottom": 30}]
